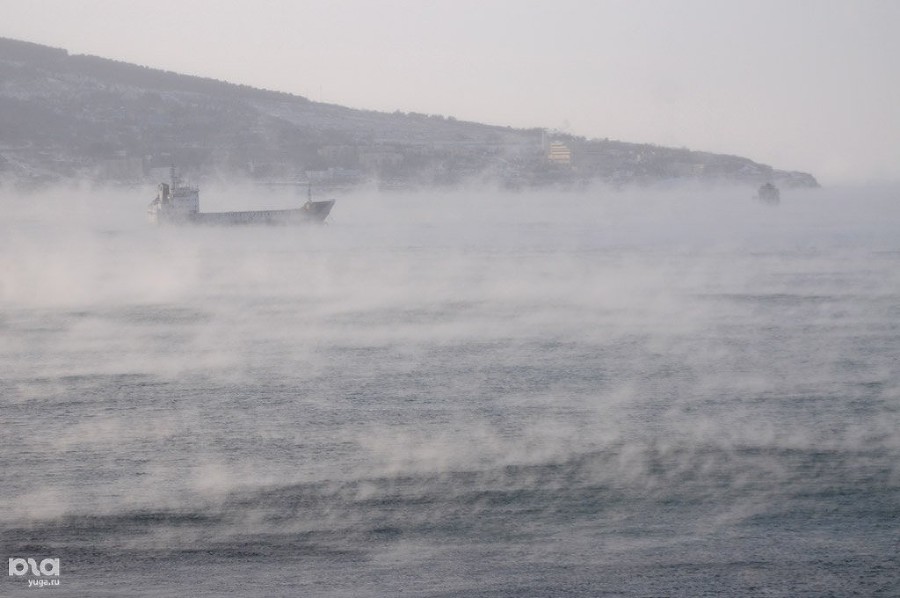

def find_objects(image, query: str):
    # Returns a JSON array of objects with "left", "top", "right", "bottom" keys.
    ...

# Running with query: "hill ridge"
[{"left": 0, "top": 36, "right": 818, "bottom": 189}]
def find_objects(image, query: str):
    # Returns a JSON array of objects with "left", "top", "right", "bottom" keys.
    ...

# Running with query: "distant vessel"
[
  {"left": 756, "top": 182, "right": 781, "bottom": 204},
  {"left": 147, "top": 168, "right": 335, "bottom": 225}
]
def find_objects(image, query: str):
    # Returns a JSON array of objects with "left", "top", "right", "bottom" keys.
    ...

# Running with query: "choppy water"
[{"left": 2, "top": 184, "right": 899, "bottom": 596}]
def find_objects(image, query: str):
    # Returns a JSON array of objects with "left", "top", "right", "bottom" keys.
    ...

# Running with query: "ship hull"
[{"left": 152, "top": 200, "right": 335, "bottom": 226}]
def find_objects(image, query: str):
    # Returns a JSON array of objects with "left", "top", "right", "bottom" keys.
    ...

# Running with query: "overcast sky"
[{"left": 2, "top": 0, "right": 898, "bottom": 185}]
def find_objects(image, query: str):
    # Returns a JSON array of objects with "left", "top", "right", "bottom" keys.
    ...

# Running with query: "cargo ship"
[
  {"left": 756, "top": 182, "right": 781, "bottom": 204},
  {"left": 147, "top": 168, "right": 335, "bottom": 225}
]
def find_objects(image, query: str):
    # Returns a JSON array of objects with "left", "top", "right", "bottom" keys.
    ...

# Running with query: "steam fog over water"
[{"left": 2, "top": 184, "right": 899, "bottom": 596}]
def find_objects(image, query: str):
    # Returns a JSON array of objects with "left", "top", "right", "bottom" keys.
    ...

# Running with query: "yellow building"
[{"left": 547, "top": 141, "right": 572, "bottom": 164}]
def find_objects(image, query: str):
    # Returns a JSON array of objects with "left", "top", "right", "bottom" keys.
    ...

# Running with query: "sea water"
[{"left": 1, "top": 184, "right": 899, "bottom": 596}]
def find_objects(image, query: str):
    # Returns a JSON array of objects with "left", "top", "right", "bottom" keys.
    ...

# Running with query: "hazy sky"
[{"left": 2, "top": 0, "right": 899, "bottom": 185}]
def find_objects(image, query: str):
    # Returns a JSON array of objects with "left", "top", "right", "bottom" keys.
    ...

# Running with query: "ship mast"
[{"left": 169, "top": 165, "right": 183, "bottom": 189}]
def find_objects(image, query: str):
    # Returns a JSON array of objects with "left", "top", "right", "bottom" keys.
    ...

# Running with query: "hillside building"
[{"left": 547, "top": 141, "right": 572, "bottom": 165}]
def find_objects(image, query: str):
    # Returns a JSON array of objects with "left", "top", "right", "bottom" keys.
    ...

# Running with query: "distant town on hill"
[{"left": 0, "top": 37, "right": 818, "bottom": 190}]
